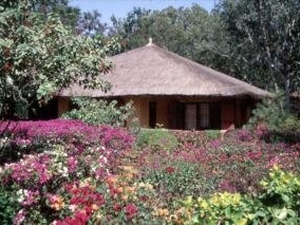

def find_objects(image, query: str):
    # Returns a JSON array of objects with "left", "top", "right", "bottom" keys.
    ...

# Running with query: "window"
[
  {"left": 185, "top": 104, "right": 197, "bottom": 130},
  {"left": 199, "top": 103, "right": 209, "bottom": 128},
  {"left": 172, "top": 102, "right": 219, "bottom": 130}
]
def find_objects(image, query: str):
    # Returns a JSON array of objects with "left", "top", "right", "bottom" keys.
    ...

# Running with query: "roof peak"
[{"left": 146, "top": 37, "right": 153, "bottom": 46}]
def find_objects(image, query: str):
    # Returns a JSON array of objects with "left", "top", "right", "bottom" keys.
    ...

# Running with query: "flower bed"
[
  {"left": 0, "top": 121, "right": 299, "bottom": 224},
  {"left": 0, "top": 120, "right": 136, "bottom": 224}
]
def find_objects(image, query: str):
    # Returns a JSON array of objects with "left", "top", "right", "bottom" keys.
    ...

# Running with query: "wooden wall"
[
  {"left": 56, "top": 96, "right": 258, "bottom": 130},
  {"left": 123, "top": 97, "right": 170, "bottom": 128}
]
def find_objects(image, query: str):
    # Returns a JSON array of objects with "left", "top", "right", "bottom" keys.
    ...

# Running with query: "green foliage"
[
  {"left": 62, "top": 97, "right": 136, "bottom": 127},
  {"left": 216, "top": 0, "right": 300, "bottom": 104},
  {"left": 111, "top": 5, "right": 224, "bottom": 68},
  {"left": 0, "top": 0, "right": 115, "bottom": 119},
  {"left": 178, "top": 167, "right": 300, "bottom": 224},
  {"left": 205, "top": 130, "right": 220, "bottom": 140},
  {"left": 247, "top": 94, "right": 300, "bottom": 133},
  {"left": 0, "top": 186, "right": 18, "bottom": 225},
  {"left": 260, "top": 166, "right": 300, "bottom": 211},
  {"left": 141, "top": 162, "right": 212, "bottom": 203},
  {"left": 135, "top": 128, "right": 178, "bottom": 152}
]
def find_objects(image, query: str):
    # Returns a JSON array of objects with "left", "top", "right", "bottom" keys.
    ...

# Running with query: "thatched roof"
[{"left": 60, "top": 42, "right": 271, "bottom": 98}]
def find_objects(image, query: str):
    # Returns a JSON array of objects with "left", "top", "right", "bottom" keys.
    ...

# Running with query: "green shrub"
[
  {"left": 62, "top": 97, "right": 136, "bottom": 127},
  {"left": 247, "top": 93, "right": 300, "bottom": 133},
  {"left": 175, "top": 167, "right": 300, "bottom": 224},
  {"left": 135, "top": 128, "right": 178, "bottom": 152},
  {"left": 205, "top": 130, "right": 221, "bottom": 140},
  {"left": 0, "top": 186, "right": 18, "bottom": 225},
  {"left": 141, "top": 162, "right": 212, "bottom": 203}
]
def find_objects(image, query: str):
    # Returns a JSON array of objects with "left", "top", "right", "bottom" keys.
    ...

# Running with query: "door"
[
  {"left": 209, "top": 103, "right": 221, "bottom": 129},
  {"left": 221, "top": 103, "right": 235, "bottom": 130},
  {"left": 172, "top": 102, "right": 185, "bottom": 129},
  {"left": 149, "top": 101, "right": 157, "bottom": 128}
]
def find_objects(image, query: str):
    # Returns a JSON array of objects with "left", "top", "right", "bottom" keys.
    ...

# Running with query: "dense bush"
[
  {"left": 62, "top": 97, "right": 136, "bottom": 127},
  {"left": 0, "top": 186, "right": 17, "bottom": 225},
  {"left": 247, "top": 94, "right": 300, "bottom": 133},
  {"left": 0, "top": 119, "right": 136, "bottom": 224},
  {"left": 0, "top": 119, "right": 133, "bottom": 164}
]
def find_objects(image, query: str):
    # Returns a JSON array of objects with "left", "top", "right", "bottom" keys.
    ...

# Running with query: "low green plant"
[
  {"left": 0, "top": 186, "right": 18, "bottom": 225},
  {"left": 259, "top": 165, "right": 300, "bottom": 211},
  {"left": 205, "top": 130, "right": 220, "bottom": 140},
  {"left": 135, "top": 128, "right": 178, "bottom": 152},
  {"left": 175, "top": 167, "right": 300, "bottom": 224},
  {"left": 62, "top": 97, "right": 136, "bottom": 127},
  {"left": 141, "top": 162, "right": 210, "bottom": 203}
]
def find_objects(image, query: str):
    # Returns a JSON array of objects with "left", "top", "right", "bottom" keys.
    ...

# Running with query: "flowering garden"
[{"left": 0, "top": 119, "right": 299, "bottom": 224}]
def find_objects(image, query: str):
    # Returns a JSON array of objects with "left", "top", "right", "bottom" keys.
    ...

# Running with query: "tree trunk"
[{"left": 285, "top": 75, "right": 291, "bottom": 112}]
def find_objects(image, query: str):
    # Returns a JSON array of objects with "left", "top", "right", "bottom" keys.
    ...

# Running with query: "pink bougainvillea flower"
[
  {"left": 113, "top": 203, "right": 122, "bottom": 212},
  {"left": 13, "top": 209, "right": 26, "bottom": 225},
  {"left": 124, "top": 203, "right": 138, "bottom": 220}
]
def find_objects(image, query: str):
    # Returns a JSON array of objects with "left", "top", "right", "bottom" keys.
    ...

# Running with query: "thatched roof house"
[{"left": 59, "top": 41, "right": 271, "bottom": 130}]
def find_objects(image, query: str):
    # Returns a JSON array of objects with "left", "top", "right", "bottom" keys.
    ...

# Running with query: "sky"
[{"left": 69, "top": 0, "right": 218, "bottom": 24}]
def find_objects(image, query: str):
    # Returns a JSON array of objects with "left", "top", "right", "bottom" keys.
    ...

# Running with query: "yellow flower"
[
  {"left": 95, "top": 213, "right": 103, "bottom": 220},
  {"left": 153, "top": 208, "right": 170, "bottom": 217},
  {"left": 50, "top": 196, "right": 65, "bottom": 211},
  {"left": 106, "top": 175, "right": 118, "bottom": 185},
  {"left": 124, "top": 186, "right": 135, "bottom": 194},
  {"left": 121, "top": 194, "right": 128, "bottom": 201},
  {"left": 232, "top": 193, "right": 241, "bottom": 204},
  {"left": 138, "top": 182, "right": 153, "bottom": 191},
  {"left": 273, "top": 164, "right": 280, "bottom": 171},
  {"left": 200, "top": 200, "right": 209, "bottom": 210},
  {"left": 161, "top": 209, "right": 169, "bottom": 216},
  {"left": 117, "top": 187, "right": 124, "bottom": 193}
]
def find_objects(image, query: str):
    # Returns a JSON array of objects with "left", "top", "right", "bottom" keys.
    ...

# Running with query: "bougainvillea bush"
[
  {"left": 0, "top": 120, "right": 138, "bottom": 224},
  {"left": 0, "top": 121, "right": 299, "bottom": 224}
]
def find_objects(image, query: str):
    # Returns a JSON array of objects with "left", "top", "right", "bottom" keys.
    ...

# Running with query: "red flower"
[
  {"left": 139, "top": 195, "right": 149, "bottom": 202},
  {"left": 165, "top": 166, "right": 175, "bottom": 174},
  {"left": 55, "top": 210, "right": 89, "bottom": 225},
  {"left": 113, "top": 203, "right": 122, "bottom": 212},
  {"left": 124, "top": 203, "right": 138, "bottom": 220}
]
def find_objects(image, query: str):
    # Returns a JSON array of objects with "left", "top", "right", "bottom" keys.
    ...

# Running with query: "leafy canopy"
[
  {"left": 0, "top": 0, "right": 115, "bottom": 119},
  {"left": 62, "top": 97, "right": 136, "bottom": 127}
]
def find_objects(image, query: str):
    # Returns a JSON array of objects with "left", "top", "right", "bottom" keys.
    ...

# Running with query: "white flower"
[
  {"left": 99, "top": 155, "right": 108, "bottom": 164},
  {"left": 16, "top": 189, "right": 28, "bottom": 203}
]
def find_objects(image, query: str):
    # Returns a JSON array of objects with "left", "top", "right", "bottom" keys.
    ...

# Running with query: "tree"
[
  {"left": 216, "top": 0, "right": 300, "bottom": 109},
  {"left": 27, "top": 0, "right": 81, "bottom": 28},
  {"left": 77, "top": 10, "right": 108, "bottom": 36},
  {"left": 0, "top": 0, "right": 115, "bottom": 119},
  {"left": 110, "top": 4, "right": 222, "bottom": 67},
  {"left": 111, "top": 7, "right": 153, "bottom": 50}
]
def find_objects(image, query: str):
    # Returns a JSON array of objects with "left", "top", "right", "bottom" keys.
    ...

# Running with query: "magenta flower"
[{"left": 124, "top": 203, "right": 138, "bottom": 220}]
